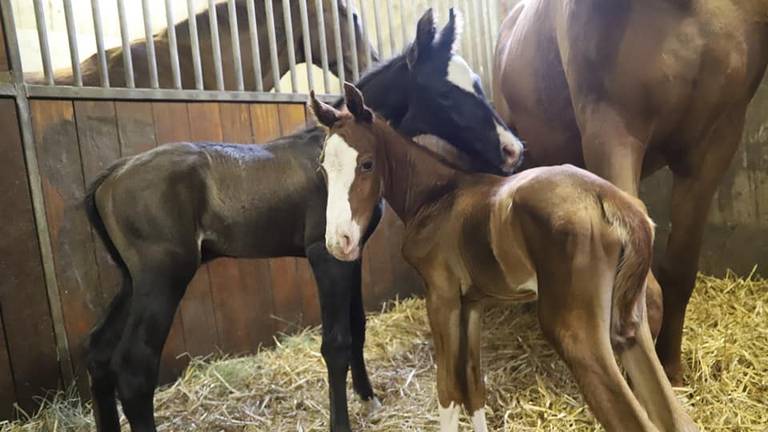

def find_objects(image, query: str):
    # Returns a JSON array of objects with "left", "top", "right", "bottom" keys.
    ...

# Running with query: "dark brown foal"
[{"left": 311, "top": 83, "right": 697, "bottom": 432}]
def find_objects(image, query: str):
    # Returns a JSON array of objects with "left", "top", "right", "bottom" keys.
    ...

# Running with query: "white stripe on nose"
[{"left": 322, "top": 134, "right": 362, "bottom": 259}]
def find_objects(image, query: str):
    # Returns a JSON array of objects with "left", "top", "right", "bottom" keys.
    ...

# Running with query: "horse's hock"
[{"left": 0, "top": 0, "right": 766, "bottom": 424}]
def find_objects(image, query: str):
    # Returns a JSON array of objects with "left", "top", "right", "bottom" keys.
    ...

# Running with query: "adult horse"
[
  {"left": 86, "top": 9, "right": 522, "bottom": 432},
  {"left": 31, "top": 0, "right": 373, "bottom": 91},
  {"left": 492, "top": 0, "right": 768, "bottom": 385}
]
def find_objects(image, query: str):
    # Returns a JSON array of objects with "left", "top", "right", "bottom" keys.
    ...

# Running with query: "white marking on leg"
[
  {"left": 471, "top": 407, "right": 488, "bottom": 432},
  {"left": 438, "top": 401, "right": 460, "bottom": 432},
  {"left": 363, "top": 396, "right": 383, "bottom": 416},
  {"left": 446, "top": 55, "right": 477, "bottom": 93},
  {"left": 322, "top": 134, "right": 362, "bottom": 258}
]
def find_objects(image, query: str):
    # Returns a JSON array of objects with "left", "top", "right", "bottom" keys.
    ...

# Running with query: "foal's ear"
[
  {"left": 343, "top": 82, "right": 374, "bottom": 124},
  {"left": 407, "top": 8, "right": 437, "bottom": 69},
  {"left": 435, "top": 7, "right": 462, "bottom": 57},
  {"left": 309, "top": 90, "right": 343, "bottom": 129}
]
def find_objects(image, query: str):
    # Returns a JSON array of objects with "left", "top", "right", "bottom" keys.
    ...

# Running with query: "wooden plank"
[
  {"left": 30, "top": 99, "right": 97, "bottom": 395},
  {"left": 249, "top": 104, "right": 282, "bottom": 142},
  {"left": 115, "top": 101, "right": 156, "bottom": 156},
  {"left": 74, "top": 101, "right": 123, "bottom": 306},
  {"left": 277, "top": 104, "right": 315, "bottom": 329},
  {"left": 181, "top": 102, "right": 223, "bottom": 357},
  {"left": 0, "top": 99, "right": 59, "bottom": 414},
  {"left": 150, "top": 102, "right": 190, "bottom": 381},
  {"left": 0, "top": 308, "right": 16, "bottom": 419},
  {"left": 211, "top": 103, "right": 275, "bottom": 352}
]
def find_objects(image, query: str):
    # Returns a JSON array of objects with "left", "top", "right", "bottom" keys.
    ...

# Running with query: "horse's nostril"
[
  {"left": 341, "top": 234, "right": 354, "bottom": 253},
  {"left": 502, "top": 144, "right": 518, "bottom": 161}
]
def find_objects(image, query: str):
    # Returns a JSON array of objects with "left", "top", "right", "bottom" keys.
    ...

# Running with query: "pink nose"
[
  {"left": 501, "top": 143, "right": 522, "bottom": 171},
  {"left": 340, "top": 233, "right": 355, "bottom": 255}
]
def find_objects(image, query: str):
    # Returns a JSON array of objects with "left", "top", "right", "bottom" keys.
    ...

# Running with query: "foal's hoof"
[{"left": 363, "top": 396, "right": 383, "bottom": 416}]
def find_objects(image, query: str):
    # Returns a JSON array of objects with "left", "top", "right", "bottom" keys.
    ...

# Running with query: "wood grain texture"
[
  {"left": 0, "top": 99, "right": 59, "bottom": 416},
  {"left": 74, "top": 101, "right": 122, "bottom": 306},
  {"left": 30, "top": 99, "right": 98, "bottom": 395}
]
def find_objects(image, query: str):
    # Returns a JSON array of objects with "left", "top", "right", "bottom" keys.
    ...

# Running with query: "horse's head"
[
  {"left": 313, "top": 0, "right": 379, "bottom": 81},
  {"left": 311, "top": 83, "right": 381, "bottom": 261},
  {"left": 399, "top": 8, "right": 524, "bottom": 175}
]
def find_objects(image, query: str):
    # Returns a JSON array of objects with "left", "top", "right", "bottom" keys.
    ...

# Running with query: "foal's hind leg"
[
  {"left": 88, "top": 285, "right": 131, "bottom": 432},
  {"left": 536, "top": 245, "right": 657, "bottom": 431},
  {"left": 111, "top": 258, "right": 196, "bottom": 432},
  {"left": 621, "top": 304, "right": 698, "bottom": 431}
]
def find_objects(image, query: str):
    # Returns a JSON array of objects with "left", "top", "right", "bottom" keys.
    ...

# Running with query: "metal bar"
[
  {"left": 298, "top": 0, "right": 314, "bottom": 91},
  {"left": 282, "top": 0, "right": 298, "bottom": 92},
  {"left": 330, "top": 0, "right": 344, "bottom": 89},
  {"left": 208, "top": 0, "right": 225, "bottom": 90},
  {"left": 399, "top": 0, "right": 408, "bottom": 45},
  {"left": 0, "top": 83, "right": 17, "bottom": 95},
  {"left": 371, "top": 0, "right": 384, "bottom": 59},
  {"left": 227, "top": 0, "right": 245, "bottom": 91},
  {"left": 358, "top": 0, "right": 371, "bottom": 69},
  {"left": 245, "top": 0, "right": 263, "bottom": 91},
  {"left": 116, "top": 0, "right": 134, "bottom": 88},
  {"left": 90, "top": 0, "right": 110, "bottom": 87},
  {"left": 472, "top": 0, "right": 485, "bottom": 88},
  {"left": 0, "top": 0, "right": 74, "bottom": 384},
  {"left": 186, "top": 0, "right": 204, "bottom": 90},
  {"left": 346, "top": 0, "right": 359, "bottom": 81},
  {"left": 62, "top": 0, "right": 82, "bottom": 87},
  {"left": 164, "top": 0, "right": 182, "bottom": 89},
  {"left": 482, "top": 0, "right": 495, "bottom": 97},
  {"left": 32, "top": 0, "right": 53, "bottom": 86},
  {"left": 314, "top": 0, "right": 331, "bottom": 93},
  {"left": 385, "top": 0, "right": 396, "bottom": 55},
  {"left": 265, "top": 0, "right": 281, "bottom": 92},
  {"left": 25, "top": 84, "right": 340, "bottom": 103},
  {"left": 461, "top": 0, "right": 475, "bottom": 69},
  {"left": 141, "top": 0, "right": 159, "bottom": 88}
]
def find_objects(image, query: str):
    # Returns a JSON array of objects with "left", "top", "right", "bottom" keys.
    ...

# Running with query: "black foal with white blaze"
[{"left": 85, "top": 8, "right": 522, "bottom": 432}]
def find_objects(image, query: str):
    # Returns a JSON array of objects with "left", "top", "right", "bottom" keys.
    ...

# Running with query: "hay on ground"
[{"left": 1, "top": 272, "right": 766, "bottom": 431}]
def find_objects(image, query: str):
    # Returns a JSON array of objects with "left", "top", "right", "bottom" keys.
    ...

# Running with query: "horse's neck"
[{"left": 375, "top": 118, "right": 462, "bottom": 224}]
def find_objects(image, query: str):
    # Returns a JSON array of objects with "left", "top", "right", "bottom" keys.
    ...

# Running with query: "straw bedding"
[{"left": 2, "top": 272, "right": 766, "bottom": 431}]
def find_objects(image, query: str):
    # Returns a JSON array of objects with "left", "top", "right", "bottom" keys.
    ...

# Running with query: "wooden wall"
[{"left": 0, "top": 98, "right": 421, "bottom": 418}]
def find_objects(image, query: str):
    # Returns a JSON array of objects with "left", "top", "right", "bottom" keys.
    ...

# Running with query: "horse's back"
[{"left": 495, "top": 0, "right": 768, "bottom": 167}]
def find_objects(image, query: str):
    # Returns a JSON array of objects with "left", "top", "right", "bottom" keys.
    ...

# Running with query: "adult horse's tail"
[
  {"left": 83, "top": 158, "right": 132, "bottom": 431},
  {"left": 600, "top": 194, "right": 655, "bottom": 351}
]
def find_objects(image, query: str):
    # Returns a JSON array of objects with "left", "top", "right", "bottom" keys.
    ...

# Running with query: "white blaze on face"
[
  {"left": 322, "top": 134, "right": 361, "bottom": 260},
  {"left": 447, "top": 55, "right": 476, "bottom": 93},
  {"left": 438, "top": 401, "right": 460, "bottom": 432},
  {"left": 471, "top": 408, "right": 488, "bottom": 432}
]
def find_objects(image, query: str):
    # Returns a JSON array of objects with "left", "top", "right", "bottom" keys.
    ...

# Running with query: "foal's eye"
[{"left": 360, "top": 160, "right": 374, "bottom": 172}]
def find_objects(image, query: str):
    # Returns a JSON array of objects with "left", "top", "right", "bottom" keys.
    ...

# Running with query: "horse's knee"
[{"left": 321, "top": 328, "right": 353, "bottom": 368}]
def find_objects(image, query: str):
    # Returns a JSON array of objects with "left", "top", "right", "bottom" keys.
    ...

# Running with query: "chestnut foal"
[{"left": 311, "top": 84, "right": 697, "bottom": 432}]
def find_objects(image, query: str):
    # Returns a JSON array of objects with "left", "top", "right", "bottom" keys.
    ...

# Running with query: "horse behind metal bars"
[
  {"left": 31, "top": 0, "right": 373, "bottom": 90},
  {"left": 315, "top": 82, "right": 697, "bottom": 432},
  {"left": 84, "top": 9, "right": 522, "bottom": 432}
]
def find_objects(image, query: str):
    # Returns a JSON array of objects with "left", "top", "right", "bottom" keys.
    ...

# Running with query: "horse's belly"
[{"left": 487, "top": 276, "right": 538, "bottom": 303}]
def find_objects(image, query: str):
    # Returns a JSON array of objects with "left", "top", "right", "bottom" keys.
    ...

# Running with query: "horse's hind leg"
[
  {"left": 88, "top": 284, "right": 131, "bottom": 432},
  {"left": 620, "top": 305, "right": 697, "bottom": 431},
  {"left": 111, "top": 257, "right": 196, "bottom": 432},
  {"left": 536, "top": 244, "right": 657, "bottom": 431}
]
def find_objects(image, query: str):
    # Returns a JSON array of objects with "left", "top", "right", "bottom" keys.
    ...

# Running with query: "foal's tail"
[
  {"left": 600, "top": 194, "right": 655, "bottom": 351},
  {"left": 85, "top": 158, "right": 132, "bottom": 290}
]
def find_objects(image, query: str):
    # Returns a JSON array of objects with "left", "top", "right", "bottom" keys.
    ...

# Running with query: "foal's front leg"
[
  {"left": 308, "top": 243, "right": 355, "bottom": 432},
  {"left": 462, "top": 300, "right": 488, "bottom": 432},
  {"left": 424, "top": 280, "right": 466, "bottom": 432}
]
